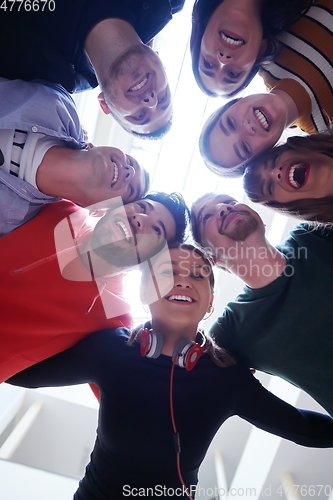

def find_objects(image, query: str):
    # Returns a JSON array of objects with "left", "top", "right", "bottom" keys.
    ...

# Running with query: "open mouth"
[
  {"left": 166, "top": 295, "right": 194, "bottom": 303},
  {"left": 254, "top": 108, "right": 269, "bottom": 131},
  {"left": 111, "top": 162, "right": 118, "bottom": 187},
  {"left": 128, "top": 75, "right": 148, "bottom": 93},
  {"left": 219, "top": 30, "right": 244, "bottom": 46},
  {"left": 115, "top": 220, "right": 132, "bottom": 242},
  {"left": 286, "top": 162, "right": 309, "bottom": 189}
]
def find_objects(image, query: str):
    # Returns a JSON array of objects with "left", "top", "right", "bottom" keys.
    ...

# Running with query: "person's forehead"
[
  {"left": 131, "top": 160, "right": 147, "bottom": 199},
  {"left": 209, "top": 118, "right": 240, "bottom": 167},
  {"left": 158, "top": 247, "right": 205, "bottom": 267}
]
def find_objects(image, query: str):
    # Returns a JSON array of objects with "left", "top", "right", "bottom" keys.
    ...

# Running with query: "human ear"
[
  {"left": 98, "top": 92, "right": 111, "bottom": 115},
  {"left": 207, "top": 296, "right": 214, "bottom": 314}
]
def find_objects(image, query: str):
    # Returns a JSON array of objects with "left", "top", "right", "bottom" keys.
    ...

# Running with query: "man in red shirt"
[{"left": 0, "top": 191, "right": 188, "bottom": 382}]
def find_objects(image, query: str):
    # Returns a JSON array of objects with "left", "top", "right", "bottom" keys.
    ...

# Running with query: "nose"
[
  {"left": 271, "top": 165, "right": 283, "bottom": 182},
  {"left": 215, "top": 203, "right": 233, "bottom": 217},
  {"left": 130, "top": 213, "right": 148, "bottom": 233},
  {"left": 175, "top": 278, "right": 191, "bottom": 289},
  {"left": 142, "top": 90, "right": 157, "bottom": 109},
  {"left": 243, "top": 117, "right": 256, "bottom": 135},
  {"left": 124, "top": 165, "right": 135, "bottom": 182},
  {"left": 217, "top": 51, "right": 232, "bottom": 65}
]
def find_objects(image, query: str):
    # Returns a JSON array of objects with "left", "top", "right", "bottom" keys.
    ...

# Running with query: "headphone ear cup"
[
  {"left": 173, "top": 336, "right": 206, "bottom": 371},
  {"left": 137, "top": 328, "right": 164, "bottom": 359}
]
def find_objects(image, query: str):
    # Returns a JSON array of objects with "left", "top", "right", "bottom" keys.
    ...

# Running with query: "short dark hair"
[
  {"left": 199, "top": 99, "right": 246, "bottom": 178},
  {"left": 190, "top": 0, "right": 311, "bottom": 97},
  {"left": 144, "top": 191, "right": 190, "bottom": 243},
  {"left": 243, "top": 128, "right": 333, "bottom": 224}
]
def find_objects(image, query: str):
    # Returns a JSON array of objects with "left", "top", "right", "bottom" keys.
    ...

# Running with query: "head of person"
[
  {"left": 140, "top": 244, "right": 215, "bottom": 329},
  {"left": 200, "top": 93, "right": 288, "bottom": 176},
  {"left": 97, "top": 45, "right": 173, "bottom": 139},
  {"left": 51, "top": 146, "right": 150, "bottom": 206},
  {"left": 190, "top": 0, "right": 311, "bottom": 97},
  {"left": 191, "top": 192, "right": 265, "bottom": 265},
  {"left": 90, "top": 191, "right": 189, "bottom": 270},
  {"left": 129, "top": 243, "right": 233, "bottom": 367},
  {"left": 243, "top": 130, "right": 333, "bottom": 224}
]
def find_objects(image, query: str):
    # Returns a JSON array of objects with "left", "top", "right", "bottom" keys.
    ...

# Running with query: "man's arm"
[
  {"left": 6, "top": 329, "right": 120, "bottom": 388},
  {"left": 0, "top": 172, "right": 59, "bottom": 237},
  {"left": 236, "top": 367, "right": 333, "bottom": 447}
]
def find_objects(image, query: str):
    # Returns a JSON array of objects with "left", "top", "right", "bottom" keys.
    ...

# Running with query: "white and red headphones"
[{"left": 137, "top": 322, "right": 206, "bottom": 371}]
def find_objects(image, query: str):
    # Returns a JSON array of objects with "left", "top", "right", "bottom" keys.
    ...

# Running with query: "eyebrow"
[
  {"left": 233, "top": 144, "right": 247, "bottom": 162},
  {"left": 157, "top": 260, "right": 174, "bottom": 268},
  {"left": 201, "top": 68, "right": 215, "bottom": 78},
  {"left": 160, "top": 102, "right": 171, "bottom": 111},
  {"left": 159, "top": 220, "right": 167, "bottom": 240},
  {"left": 219, "top": 119, "right": 229, "bottom": 137},
  {"left": 223, "top": 77, "right": 239, "bottom": 85},
  {"left": 259, "top": 178, "right": 273, "bottom": 198},
  {"left": 196, "top": 206, "right": 205, "bottom": 228},
  {"left": 133, "top": 181, "right": 142, "bottom": 201}
]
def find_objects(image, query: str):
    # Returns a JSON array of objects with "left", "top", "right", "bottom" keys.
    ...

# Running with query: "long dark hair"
[
  {"left": 243, "top": 129, "right": 333, "bottom": 225},
  {"left": 190, "top": 0, "right": 313, "bottom": 97},
  {"left": 128, "top": 243, "right": 234, "bottom": 367}
]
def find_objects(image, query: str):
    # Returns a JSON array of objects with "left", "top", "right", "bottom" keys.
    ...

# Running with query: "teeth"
[
  {"left": 167, "top": 295, "right": 193, "bottom": 303},
  {"left": 129, "top": 77, "right": 148, "bottom": 92},
  {"left": 111, "top": 163, "right": 118, "bottom": 186},
  {"left": 116, "top": 221, "right": 131, "bottom": 242},
  {"left": 254, "top": 109, "right": 269, "bottom": 130},
  {"left": 289, "top": 164, "right": 304, "bottom": 189},
  {"left": 220, "top": 31, "right": 243, "bottom": 46}
]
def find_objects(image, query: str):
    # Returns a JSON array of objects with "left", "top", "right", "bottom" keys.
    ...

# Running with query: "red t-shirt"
[{"left": 0, "top": 200, "right": 132, "bottom": 382}]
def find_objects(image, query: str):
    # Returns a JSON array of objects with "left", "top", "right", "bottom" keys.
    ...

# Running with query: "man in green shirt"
[{"left": 191, "top": 193, "right": 333, "bottom": 416}]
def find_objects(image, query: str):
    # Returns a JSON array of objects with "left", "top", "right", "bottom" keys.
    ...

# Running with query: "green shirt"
[{"left": 210, "top": 224, "right": 333, "bottom": 416}]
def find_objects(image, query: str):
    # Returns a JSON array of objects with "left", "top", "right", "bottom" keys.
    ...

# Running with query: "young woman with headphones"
[{"left": 7, "top": 244, "right": 333, "bottom": 499}]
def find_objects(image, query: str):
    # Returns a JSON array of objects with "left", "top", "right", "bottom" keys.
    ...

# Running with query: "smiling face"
[
  {"left": 252, "top": 149, "right": 333, "bottom": 203},
  {"left": 146, "top": 247, "right": 213, "bottom": 330},
  {"left": 205, "top": 94, "right": 288, "bottom": 169},
  {"left": 191, "top": 193, "right": 263, "bottom": 256},
  {"left": 90, "top": 199, "right": 177, "bottom": 269},
  {"left": 199, "top": 1, "right": 266, "bottom": 96},
  {"left": 77, "top": 146, "right": 147, "bottom": 204},
  {"left": 99, "top": 45, "right": 172, "bottom": 135}
]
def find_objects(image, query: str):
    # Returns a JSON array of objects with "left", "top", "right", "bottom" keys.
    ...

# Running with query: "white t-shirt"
[{"left": 0, "top": 129, "right": 65, "bottom": 188}]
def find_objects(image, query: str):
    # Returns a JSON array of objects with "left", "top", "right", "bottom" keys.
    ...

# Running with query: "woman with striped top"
[{"left": 197, "top": 0, "right": 333, "bottom": 177}]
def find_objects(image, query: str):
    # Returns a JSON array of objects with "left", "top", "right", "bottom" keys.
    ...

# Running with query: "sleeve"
[
  {"left": 210, "top": 306, "right": 246, "bottom": 362},
  {"left": 6, "top": 329, "right": 121, "bottom": 389},
  {"left": 235, "top": 367, "right": 333, "bottom": 447},
  {"left": 0, "top": 172, "right": 56, "bottom": 237}
]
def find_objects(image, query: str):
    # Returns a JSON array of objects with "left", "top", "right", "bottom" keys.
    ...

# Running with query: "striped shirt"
[{"left": 259, "top": 0, "right": 333, "bottom": 133}]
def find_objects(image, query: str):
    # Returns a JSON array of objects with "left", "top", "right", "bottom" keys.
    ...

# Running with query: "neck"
[
  {"left": 219, "top": 236, "right": 286, "bottom": 288},
  {"left": 150, "top": 319, "right": 198, "bottom": 357},
  {"left": 36, "top": 146, "right": 92, "bottom": 206},
  {"left": 273, "top": 89, "right": 299, "bottom": 127},
  {"left": 84, "top": 19, "right": 143, "bottom": 87},
  {"left": 78, "top": 244, "right": 124, "bottom": 279}
]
